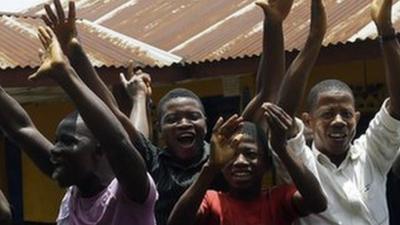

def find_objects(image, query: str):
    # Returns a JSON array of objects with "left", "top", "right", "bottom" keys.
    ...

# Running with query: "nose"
[
  {"left": 232, "top": 153, "right": 249, "bottom": 167},
  {"left": 177, "top": 117, "right": 193, "bottom": 128},
  {"left": 50, "top": 147, "right": 63, "bottom": 163},
  {"left": 331, "top": 114, "right": 346, "bottom": 128}
]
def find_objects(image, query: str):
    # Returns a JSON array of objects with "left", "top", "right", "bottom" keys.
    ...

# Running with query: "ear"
[
  {"left": 301, "top": 112, "right": 312, "bottom": 129},
  {"left": 355, "top": 111, "right": 361, "bottom": 124},
  {"left": 203, "top": 116, "right": 208, "bottom": 133}
]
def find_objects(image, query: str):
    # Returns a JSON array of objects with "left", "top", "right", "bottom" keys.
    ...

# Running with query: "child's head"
[
  {"left": 222, "top": 121, "right": 270, "bottom": 191},
  {"left": 51, "top": 112, "right": 106, "bottom": 188},
  {"left": 303, "top": 79, "right": 360, "bottom": 160},
  {"left": 157, "top": 88, "right": 207, "bottom": 161}
]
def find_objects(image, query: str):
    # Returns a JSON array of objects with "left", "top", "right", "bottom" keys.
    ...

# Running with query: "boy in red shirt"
[{"left": 168, "top": 104, "right": 326, "bottom": 225}]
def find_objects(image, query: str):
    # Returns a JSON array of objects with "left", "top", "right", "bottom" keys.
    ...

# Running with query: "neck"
[
  {"left": 76, "top": 173, "right": 114, "bottom": 198},
  {"left": 171, "top": 144, "right": 204, "bottom": 166},
  {"left": 327, "top": 153, "right": 347, "bottom": 167},
  {"left": 228, "top": 183, "right": 261, "bottom": 201}
]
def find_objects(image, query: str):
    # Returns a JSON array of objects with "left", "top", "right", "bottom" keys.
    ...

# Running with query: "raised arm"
[
  {"left": 242, "top": 0, "right": 293, "bottom": 120},
  {"left": 120, "top": 68, "right": 152, "bottom": 138},
  {"left": 42, "top": 0, "right": 143, "bottom": 139},
  {"left": 277, "top": 0, "right": 327, "bottom": 118},
  {"left": 31, "top": 27, "right": 149, "bottom": 203},
  {"left": 0, "top": 190, "right": 11, "bottom": 225},
  {"left": 0, "top": 87, "right": 54, "bottom": 177},
  {"left": 168, "top": 115, "right": 243, "bottom": 225},
  {"left": 372, "top": 0, "right": 400, "bottom": 119},
  {"left": 42, "top": 0, "right": 118, "bottom": 109},
  {"left": 263, "top": 103, "right": 326, "bottom": 215}
]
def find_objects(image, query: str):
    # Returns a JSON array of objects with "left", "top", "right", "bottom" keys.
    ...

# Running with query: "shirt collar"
[
  {"left": 312, "top": 142, "right": 360, "bottom": 170},
  {"left": 160, "top": 141, "right": 210, "bottom": 169}
]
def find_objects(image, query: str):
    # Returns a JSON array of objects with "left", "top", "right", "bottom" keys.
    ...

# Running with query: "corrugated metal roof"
[
  {"left": 0, "top": 14, "right": 181, "bottom": 69},
  {"left": 21, "top": 0, "right": 400, "bottom": 63}
]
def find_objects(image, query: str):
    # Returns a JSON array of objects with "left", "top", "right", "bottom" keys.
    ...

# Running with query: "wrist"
[
  {"left": 131, "top": 91, "right": 147, "bottom": 101},
  {"left": 204, "top": 160, "right": 221, "bottom": 174},
  {"left": 379, "top": 29, "right": 397, "bottom": 44},
  {"left": 378, "top": 26, "right": 395, "bottom": 37}
]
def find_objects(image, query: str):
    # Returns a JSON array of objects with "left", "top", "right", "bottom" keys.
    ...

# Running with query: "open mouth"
[
  {"left": 231, "top": 170, "right": 252, "bottom": 180},
  {"left": 177, "top": 133, "right": 196, "bottom": 148},
  {"left": 52, "top": 164, "right": 65, "bottom": 180}
]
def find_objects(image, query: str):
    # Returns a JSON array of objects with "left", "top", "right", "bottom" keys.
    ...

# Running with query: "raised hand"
[
  {"left": 42, "top": 0, "right": 78, "bottom": 55},
  {"left": 120, "top": 62, "right": 152, "bottom": 99},
  {"left": 310, "top": 0, "right": 327, "bottom": 40},
  {"left": 371, "top": 0, "right": 394, "bottom": 35},
  {"left": 262, "top": 103, "right": 293, "bottom": 152},
  {"left": 29, "top": 26, "right": 67, "bottom": 80},
  {"left": 209, "top": 115, "right": 244, "bottom": 169},
  {"left": 255, "top": 0, "right": 294, "bottom": 22}
]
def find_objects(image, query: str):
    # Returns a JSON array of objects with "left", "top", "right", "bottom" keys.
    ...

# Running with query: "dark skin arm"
[
  {"left": 277, "top": 0, "right": 327, "bottom": 118},
  {"left": 372, "top": 0, "right": 400, "bottom": 119},
  {"left": 0, "top": 87, "right": 54, "bottom": 177},
  {"left": 168, "top": 115, "right": 243, "bottom": 225},
  {"left": 264, "top": 103, "right": 327, "bottom": 215},
  {"left": 42, "top": 0, "right": 144, "bottom": 142},
  {"left": 242, "top": 0, "right": 293, "bottom": 121},
  {"left": 31, "top": 27, "right": 149, "bottom": 203},
  {"left": 0, "top": 190, "right": 11, "bottom": 225}
]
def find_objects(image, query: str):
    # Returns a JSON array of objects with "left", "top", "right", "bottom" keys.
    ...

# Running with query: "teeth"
[
  {"left": 330, "top": 133, "right": 345, "bottom": 138},
  {"left": 233, "top": 171, "right": 250, "bottom": 176}
]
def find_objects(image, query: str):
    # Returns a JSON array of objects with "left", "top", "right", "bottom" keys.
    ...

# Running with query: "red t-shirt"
[{"left": 197, "top": 184, "right": 298, "bottom": 225}]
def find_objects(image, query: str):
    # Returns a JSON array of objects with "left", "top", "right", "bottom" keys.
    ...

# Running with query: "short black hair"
[
  {"left": 306, "top": 79, "right": 354, "bottom": 111},
  {"left": 157, "top": 88, "right": 205, "bottom": 120},
  {"left": 240, "top": 121, "right": 271, "bottom": 165}
]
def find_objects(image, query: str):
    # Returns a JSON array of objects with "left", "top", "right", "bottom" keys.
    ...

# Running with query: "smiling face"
[
  {"left": 160, "top": 97, "right": 207, "bottom": 161},
  {"left": 50, "top": 115, "right": 100, "bottom": 188},
  {"left": 304, "top": 91, "right": 360, "bottom": 161},
  {"left": 222, "top": 123, "right": 267, "bottom": 191}
]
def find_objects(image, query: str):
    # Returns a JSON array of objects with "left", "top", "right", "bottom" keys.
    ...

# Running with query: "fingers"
[
  {"left": 54, "top": 0, "right": 65, "bottom": 22},
  {"left": 41, "top": 15, "right": 52, "bottom": 27},
  {"left": 255, "top": 0, "right": 270, "bottom": 15},
  {"left": 137, "top": 70, "right": 152, "bottom": 85},
  {"left": 28, "top": 72, "right": 39, "bottom": 81},
  {"left": 212, "top": 117, "right": 224, "bottom": 133},
  {"left": 119, "top": 72, "right": 128, "bottom": 85},
  {"left": 38, "top": 26, "right": 52, "bottom": 48},
  {"left": 44, "top": 4, "right": 58, "bottom": 25},
  {"left": 126, "top": 60, "right": 137, "bottom": 79},
  {"left": 230, "top": 133, "right": 244, "bottom": 150},
  {"left": 68, "top": 1, "right": 76, "bottom": 23},
  {"left": 219, "top": 114, "right": 244, "bottom": 138},
  {"left": 263, "top": 103, "right": 292, "bottom": 131}
]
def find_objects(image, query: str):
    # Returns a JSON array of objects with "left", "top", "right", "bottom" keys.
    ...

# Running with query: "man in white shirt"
[{"left": 262, "top": 0, "right": 400, "bottom": 224}]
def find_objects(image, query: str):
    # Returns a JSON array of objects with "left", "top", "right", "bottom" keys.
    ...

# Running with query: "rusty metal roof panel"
[
  {"left": 0, "top": 14, "right": 181, "bottom": 69},
  {"left": 20, "top": 0, "right": 400, "bottom": 64}
]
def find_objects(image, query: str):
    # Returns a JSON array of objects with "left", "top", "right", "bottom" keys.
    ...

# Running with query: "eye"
[
  {"left": 341, "top": 111, "right": 353, "bottom": 119},
  {"left": 187, "top": 112, "right": 203, "bottom": 121},
  {"left": 243, "top": 149, "right": 258, "bottom": 160},
  {"left": 163, "top": 114, "right": 178, "bottom": 124},
  {"left": 320, "top": 111, "right": 334, "bottom": 119}
]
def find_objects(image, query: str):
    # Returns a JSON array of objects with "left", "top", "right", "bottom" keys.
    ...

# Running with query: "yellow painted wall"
[
  {"left": 9, "top": 57, "right": 387, "bottom": 223},
  {"left": 21, "top": 101, "right": 74, "bottom": 223}
]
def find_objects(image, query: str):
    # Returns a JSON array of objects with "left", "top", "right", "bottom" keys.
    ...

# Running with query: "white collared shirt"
[{"left": 281, "top": 99, "right": 400, "bottom": 225}]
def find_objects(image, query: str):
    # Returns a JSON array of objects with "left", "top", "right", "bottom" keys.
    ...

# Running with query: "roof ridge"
[{"left": 0, "top": 13, "right": 42, "bottom": 19}]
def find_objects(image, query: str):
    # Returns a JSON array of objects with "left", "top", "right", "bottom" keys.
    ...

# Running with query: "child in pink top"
[{"left": 0, "top": 1, "right": 157, "bottom": 224}]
